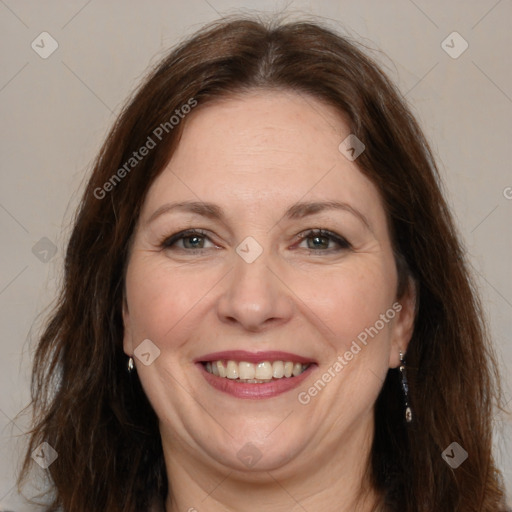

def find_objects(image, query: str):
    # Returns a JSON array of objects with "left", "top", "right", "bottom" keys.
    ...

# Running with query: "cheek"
[
  {"left": 125, "top": 246, "right": 398, "bottom": 357},
  {"left": 295, "top": 258, "right": 397, "bottom": 352},
  {"left": 125, "top": 257, "right": 209, "bottom": 344}
]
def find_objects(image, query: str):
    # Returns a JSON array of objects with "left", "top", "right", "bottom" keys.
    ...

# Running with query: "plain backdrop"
[{"left": 0, "top": 1, "right": 511, "bottom": 510}]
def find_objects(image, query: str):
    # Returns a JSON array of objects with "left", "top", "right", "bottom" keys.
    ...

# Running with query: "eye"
[
  {"left": 159, "top": 228, "right": 351, "bottom": 254},
  {"left": 296, "top": 229, "right": 351, "bottom": 252},
  {"left": 160, "top": 229, "right": 216, "bottom": 251}
]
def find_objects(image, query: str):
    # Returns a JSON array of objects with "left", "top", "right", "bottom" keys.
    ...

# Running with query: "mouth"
[
  {"left": 196, "top": 351, "right": 317, "bottom": 399},
  {"left": 201, "top": 360, "right": 311, "bottom": 382}
]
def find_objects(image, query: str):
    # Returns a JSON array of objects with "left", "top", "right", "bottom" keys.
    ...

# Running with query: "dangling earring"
[
  {"left": 399, "top": 351, "right": 412, "bottom": 423},
  {"left": 127, "top": 357, "right": 135, "bottom": 373}
]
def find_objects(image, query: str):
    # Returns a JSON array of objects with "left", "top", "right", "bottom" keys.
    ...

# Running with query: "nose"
[{"left": 215, "top": 251, "right": 294, "bottom": 333}]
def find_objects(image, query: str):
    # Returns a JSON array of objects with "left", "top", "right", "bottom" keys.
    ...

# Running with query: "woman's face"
[{"left": 123, "top": 90, "right": 415, "bottom": 476}]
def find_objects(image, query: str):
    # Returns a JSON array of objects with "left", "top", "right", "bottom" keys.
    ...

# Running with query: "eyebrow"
[{"left": 146, "top": 200, "right": 371, "bottom": 230}]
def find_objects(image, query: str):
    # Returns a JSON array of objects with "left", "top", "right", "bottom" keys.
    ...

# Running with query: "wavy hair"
[{"left": 19, "top": 15, "right": 508, "bottom": 512}]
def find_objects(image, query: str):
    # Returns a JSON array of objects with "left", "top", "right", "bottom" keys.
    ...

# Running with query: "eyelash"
[
  {"left": 159, "top": 228, "right": 351, "bottom": 254},
  {"left": 295, "top": 229, "right": 351, "bottom": 253}
]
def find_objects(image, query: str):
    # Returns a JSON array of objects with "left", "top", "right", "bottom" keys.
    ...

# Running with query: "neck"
[{"left": 161, "top": 415, "right": 382, "bottom": 512}]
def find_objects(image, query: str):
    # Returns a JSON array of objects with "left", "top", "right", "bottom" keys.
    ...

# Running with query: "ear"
[
  {"left": 388, "top": 277, "right": 417, "bottom": 368},
  {"left": 122, "top": 294, "right": 134, "bottom": 357}
]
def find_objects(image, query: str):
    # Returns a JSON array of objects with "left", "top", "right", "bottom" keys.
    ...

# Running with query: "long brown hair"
[{"left": 19, "top": 15, "right": 508, "bottom": 512}]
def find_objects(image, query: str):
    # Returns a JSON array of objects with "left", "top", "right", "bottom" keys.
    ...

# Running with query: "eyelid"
[
  {"left": 294, "top": 228, "right": 351, "bottom": 250},
  {"left": 160, "top": 228, "right": 351, "bottom": 253},
  {"left": 160, "top": 228, "right": 216, "bottom": 249}
]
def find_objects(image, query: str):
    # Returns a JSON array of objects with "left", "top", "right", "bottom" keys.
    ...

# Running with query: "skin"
[{"left": 123, "top": 90, "right": 416, "bottom": 512}]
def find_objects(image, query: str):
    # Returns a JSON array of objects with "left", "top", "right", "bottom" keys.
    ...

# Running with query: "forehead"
[{"left": 141, "top": 91, "right": 386, "bottom": 231}]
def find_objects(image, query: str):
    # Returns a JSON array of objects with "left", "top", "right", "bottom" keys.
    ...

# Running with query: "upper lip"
[{"left": 195, "top": 350, "right": 316, "bottom": 364}]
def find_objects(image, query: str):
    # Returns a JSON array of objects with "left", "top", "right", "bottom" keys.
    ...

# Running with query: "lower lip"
[{"left": 197, "top": 362, "right": 317, "bottom": 399}]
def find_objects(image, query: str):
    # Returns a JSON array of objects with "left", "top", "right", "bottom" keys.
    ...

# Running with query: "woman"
[{"left": 19, "top": 15, "right": 509, "bottom": 512}]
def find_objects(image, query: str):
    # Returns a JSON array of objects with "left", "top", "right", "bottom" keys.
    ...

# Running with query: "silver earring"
[
  {"left": 399, "top": 351, "right": 412, "bottom": 423},
  {"left": 127, "top": 357, "right": 134, "bottom": 373}
]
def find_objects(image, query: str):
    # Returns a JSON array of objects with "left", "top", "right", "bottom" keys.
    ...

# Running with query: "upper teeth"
[{"left": 205, "top": 360, "right": 309, "bottom": 380}]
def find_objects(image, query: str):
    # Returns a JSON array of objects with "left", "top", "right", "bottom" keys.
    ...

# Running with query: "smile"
[
  {"left": 203, "top": 360, "right": 310, "bottom": 382},
  {"left": 196, "top": 350, "right": 317, "bottom": 399}
]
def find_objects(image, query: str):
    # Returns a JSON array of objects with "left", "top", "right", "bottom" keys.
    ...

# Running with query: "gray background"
[{"left": 0, "top": 0, "right": 511, "bottom": 509}]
